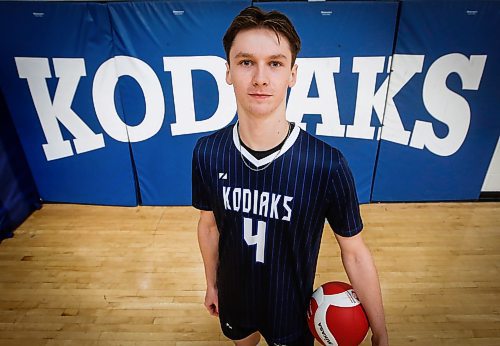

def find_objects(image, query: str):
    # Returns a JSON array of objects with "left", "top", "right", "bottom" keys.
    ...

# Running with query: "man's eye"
[
  {"left": 270, "top": 61, "right": 283, "bottom": 67},
  {"left": 240, "top": 60, "right": 252, "bottom": 66}
]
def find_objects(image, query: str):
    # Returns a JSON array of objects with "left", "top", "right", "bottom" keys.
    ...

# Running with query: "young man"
[{"left": 192, "top": 6, "right": 388, "bottom": 346}]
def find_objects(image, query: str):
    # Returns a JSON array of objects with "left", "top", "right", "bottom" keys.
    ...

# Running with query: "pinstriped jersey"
[{"left": 192, "top": 123, "right": 363, "bottom": 342}]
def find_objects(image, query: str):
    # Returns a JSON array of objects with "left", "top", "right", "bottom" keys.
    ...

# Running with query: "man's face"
[{"left": 226, "top": 28, "right": 298, "bottom": 119}]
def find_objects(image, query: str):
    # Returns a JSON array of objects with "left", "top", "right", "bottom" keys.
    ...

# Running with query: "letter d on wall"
[{"left": 165, "top": 56, "right": 236, "bottom": 136}]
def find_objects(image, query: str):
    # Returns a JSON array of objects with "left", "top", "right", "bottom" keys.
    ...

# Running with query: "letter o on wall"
[{"left": 93, "top": 56, "right": 165, "bottom": 142}]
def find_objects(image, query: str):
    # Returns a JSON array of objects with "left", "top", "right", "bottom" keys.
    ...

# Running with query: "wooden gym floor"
[{"left": 0, "top": 202, "right": 499, "bottom": 345}]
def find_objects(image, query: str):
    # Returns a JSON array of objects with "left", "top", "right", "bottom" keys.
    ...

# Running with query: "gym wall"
[
  {"left": 0, "top": 89, "right": 40, "bottom": 239},
  {"left": 0, "top": 0, "right": 499, "bottom": 211}
]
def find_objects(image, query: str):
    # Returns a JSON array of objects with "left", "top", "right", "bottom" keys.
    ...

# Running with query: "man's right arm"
[{"left": 197, "top": 210, "right": 219, "bottom": 317}]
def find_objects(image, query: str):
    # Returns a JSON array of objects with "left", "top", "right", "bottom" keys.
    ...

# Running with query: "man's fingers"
[
  {"left": 209, "top": 303, "right": 219, "bottom": 316},
  {"left": 204, "top": 290, "right": 219, "bottom": 316}
]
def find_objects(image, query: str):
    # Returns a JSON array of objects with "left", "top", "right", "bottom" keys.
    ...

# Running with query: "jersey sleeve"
[
  {"left": 192, "top": 139, "right": 212, "bottom": 211},
  {"left": 325, "top": 151, "right": 363, "bottom": 237}
]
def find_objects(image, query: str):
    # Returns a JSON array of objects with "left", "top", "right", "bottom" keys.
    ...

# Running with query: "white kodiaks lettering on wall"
[
  {"left": 286, "top": 58, "right": 344, "bottom": 137},
  {"left": 15, "top": 54, "right": 486, "bottom": 161},
  {"left": 93, "top": 55, "right": 165, "bottom": 143},
  {"left": 346, "top": 56, "right": 387, "bottom": 141},
  {"left": 287, "top": 55, "right": 422, "bottom": 146},
  {"left": 15, "top": 57, "right": 105, "bottom": 161},
  {"left": 410, "top": 54, "right": 487, "bottom": 156},
  {"left": 379, "top": 54, "right": 424, "bottom": 145},
  {"left": 289, "top": 55, "right": 423, "bottom": 145},
  {"left": 222, "top": 187, "right": 293, "bottom": 222},
  {"left": 164, "top": 56, "right": 236, "bottom": 136}
]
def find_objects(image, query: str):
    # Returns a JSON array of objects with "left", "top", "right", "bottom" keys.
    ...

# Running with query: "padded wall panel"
[
  {"left": 260, "top": 1, "right": 399, "bottom": 203},
  {"left": 372, "top": 0, "right": 500, "bottom": 201},
  {"left": 107, "top": 0, "right": 250, "bottom": 205},
  {"left": 0, "top": 2, "right": 137, "bottom": 205}
]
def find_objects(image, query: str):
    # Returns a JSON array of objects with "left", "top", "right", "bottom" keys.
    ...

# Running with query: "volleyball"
[{"left": 307, "top": 281, "right": 369, "bottom": 346}]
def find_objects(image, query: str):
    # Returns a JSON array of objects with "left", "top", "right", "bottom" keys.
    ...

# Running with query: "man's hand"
[
  {"left": 371, "top": 332, "right": 389, "bottom": 346},
  {"left": 204, "top": 286, "right": 219, "bottom": 317},
  {"left": 198, "top": 210, "right": 220, "bottom": 317}
]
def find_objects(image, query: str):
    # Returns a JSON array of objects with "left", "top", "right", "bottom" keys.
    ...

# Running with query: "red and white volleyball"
[{"left": 307, "top": 281, "right": 369, "bottom": 346}]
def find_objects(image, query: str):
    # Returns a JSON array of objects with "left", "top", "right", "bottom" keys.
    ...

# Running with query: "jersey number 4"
[{"left": 243, "top": 217, "right": 266, "bottom": 263}]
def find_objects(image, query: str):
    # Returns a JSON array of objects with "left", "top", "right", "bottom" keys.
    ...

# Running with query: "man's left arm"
[{"left": 335, "top": 232, "right": 389, "bottom": 346}]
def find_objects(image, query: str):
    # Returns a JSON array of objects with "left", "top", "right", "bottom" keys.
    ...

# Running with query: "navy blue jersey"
[{"left": 192, "top": 123, "right": 363, "bottom": 342}]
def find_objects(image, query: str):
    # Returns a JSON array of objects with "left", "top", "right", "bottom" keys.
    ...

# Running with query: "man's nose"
[{"left": 252, "top": 65, "right": 269, "bottom": 86}]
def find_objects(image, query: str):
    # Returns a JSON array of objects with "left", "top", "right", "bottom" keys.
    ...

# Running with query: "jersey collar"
[{"left": 232, "top": 122, "right": 301, "bottom": 168}]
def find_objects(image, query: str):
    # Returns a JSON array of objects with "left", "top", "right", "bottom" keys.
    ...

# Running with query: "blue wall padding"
[
  {"left": 372, "top": 0, "right": 500, "bottom": 201},
  {"left": 108, "top": 0, "right": 250, "bottom": 205},
  {"left": 259, "top": 1, "right": 399, "bottom": 203},
  {"left": 0, "top": 0, "right": 498, "bottom": 207},
  {"left": 0, "top": 89, "right": 41, "bottom": 240},
  {"left": 0, "top": 2, "right": 137, "bottom": 206}
]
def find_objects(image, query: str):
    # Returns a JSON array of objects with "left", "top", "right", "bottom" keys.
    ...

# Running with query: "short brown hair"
[{"left": 223, "top": 6, "right": 301, "bottom": 67}]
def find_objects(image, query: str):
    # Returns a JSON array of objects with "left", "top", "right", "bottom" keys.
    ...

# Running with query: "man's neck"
[{"left": 237, "top": 112, "right": 289, "bottom": 151}]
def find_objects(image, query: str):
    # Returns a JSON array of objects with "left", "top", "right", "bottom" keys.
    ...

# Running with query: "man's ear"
[
  {"left": 225, "top": 61, "right": 232, "bottom": 85},
  {"left": 288, "top": 63, "right": 298, "bottom": 88}
]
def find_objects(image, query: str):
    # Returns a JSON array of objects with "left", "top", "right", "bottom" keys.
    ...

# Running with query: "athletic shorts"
[{"left": 220, "top": 319, "right": 314, "bottom": 346}]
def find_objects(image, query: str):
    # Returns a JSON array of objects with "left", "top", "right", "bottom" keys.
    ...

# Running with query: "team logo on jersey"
[{"left": 222, "top": 186, "right": 293, "bottom": 222}]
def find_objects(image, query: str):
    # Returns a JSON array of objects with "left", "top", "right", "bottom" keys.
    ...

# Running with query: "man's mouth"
[{"left": 249, "top": 93, "right": 272, "bottom": 99}]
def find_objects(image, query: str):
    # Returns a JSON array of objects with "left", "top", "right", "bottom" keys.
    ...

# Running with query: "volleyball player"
[{"left": 193, "top": 6, "right": 388, "bottom": 346}]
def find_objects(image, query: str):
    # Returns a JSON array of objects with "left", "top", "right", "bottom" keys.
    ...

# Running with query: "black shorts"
[{"left": 220, "top": 319, "right": 314, "bottom": 346}]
